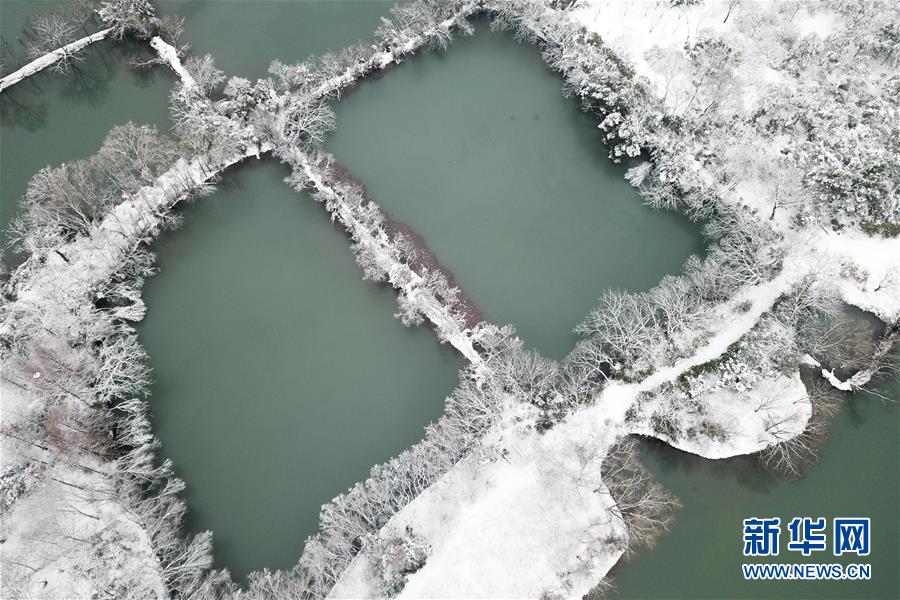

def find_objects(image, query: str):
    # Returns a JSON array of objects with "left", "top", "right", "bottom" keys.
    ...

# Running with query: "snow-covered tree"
[
  {"left": 98, "top": 0, "right": 157, "bottom": 39},
  {"left": 365, "top": 526, "right": 430, "bottom": 597}
]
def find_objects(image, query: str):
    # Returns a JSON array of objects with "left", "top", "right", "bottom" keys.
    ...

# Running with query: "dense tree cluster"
[
  {"left": 8, "top": 124, "right": 178, "bottom": 256},
  {"left": 364, "top": 526, "right": 430, "bottom": 597},
  {"left": 491, "top": 0, "right": 659, "bottom": 162},
  {"left": 374, "top": 0, "right": 476, "bottom": 51},
  {"left": 744, "top": 1, "right": 900, "bottom": 229},
  {"left": 3, "top": 1, "right": 491, "bottom": 597},
  {"left": 574, "top": 207, "right": 783, "bottom": 380},
  {"left": 98, "top": 0, "right": 159, "bottom": 40},
  {"left": 1, "top": 238, "right": 218, "bottom": 598}
]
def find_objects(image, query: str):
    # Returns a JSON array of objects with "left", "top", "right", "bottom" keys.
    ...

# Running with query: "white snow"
[
  {"left": 0, "top": 378, "right": 167, "bottom": 598},
  {"left": 309, "top": 1, "right": 480, "bottom": 100},
  {"left": 571, "top": 0, "right": 837, "bottom": 116},
  {"left": 1, "top": 142, "right": 272, "bottom": 343},
  {"left": 328, "top": 1, "right": 899, "bottom": 593},
  {"left": 809, "top": 228, "right": 900, "bottom": 323},
  {"left": 291, "top": 150, "right": 484, "bottom": 365},
  {"left": 331, "top": 244, "right": 816, "bottom": 597},
  {"left": 796, "top": 9, "right": 837, "bottom": 39},
  {"left": 331, "top": 400, "right": 627, "bottom": 600},
  {"left": 0, "top": 28, "right": 112, "bottom": 93},
  {"left": 150, "top": 36, "right": 197, "bottom": 91},
  {"left": 4, "top": 1, "right": 893, "bottom": 597}
]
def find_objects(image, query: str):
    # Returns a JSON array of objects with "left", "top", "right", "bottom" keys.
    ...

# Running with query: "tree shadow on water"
[
  {"left": 1, "top": 38, "right": 169, "bottom": 128},
  {"left": 636, "top": 436, "right": 783, "bottom": 495},
  {"left": 0, "top": 90, "right": 48, "bottom": 131}
]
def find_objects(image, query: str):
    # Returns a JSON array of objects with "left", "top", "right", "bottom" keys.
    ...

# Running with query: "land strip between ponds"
[
  {"left": 8, "top": 1, "right": 896, "bottom": 597},
  {"left": 327, "top": 161, "right": 486, "bottom": 330},
  {"left": 288, "top": 149, "right": 486, "bottom": 366},
  {"left": 331, "top": 244, "right": 816, "bottom": 598}
]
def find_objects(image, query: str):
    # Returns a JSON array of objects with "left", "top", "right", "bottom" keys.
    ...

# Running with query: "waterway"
[
  {"left": 0, "top": 0, "right": 173, "bottom": 259},
  {"left": 4, "top": 2, "right": 895, "bottom": 593}
]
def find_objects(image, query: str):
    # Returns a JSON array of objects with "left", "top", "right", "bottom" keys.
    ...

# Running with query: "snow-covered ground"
[
  {"left": 0, "top": 356, "right": 169, "bottom": 598},
  {"left": 331, "top": 249, "right": 816, "bottom": 597},
  {"left": 571, "top": 0, "right": 900, "bottom": 322},
  {"left": 1, "top": 3, "right": 490, "bottom": 597},
  {"left": 571, "top": 0, "right": 834, "bottom": 117}
]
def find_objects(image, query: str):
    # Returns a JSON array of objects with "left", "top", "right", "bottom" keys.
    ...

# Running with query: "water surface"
[
  {"left": 139, "top": 160, "right": 464, "bottom": 580},
  {"left": 160, "top": 0, "right": 397, "bottom": 80},
  {"left": 611, "top": 365, "right": 899, "bottom": 599},
  {"left": 328, "top": 24, "right": 704, "bottom": 359}
]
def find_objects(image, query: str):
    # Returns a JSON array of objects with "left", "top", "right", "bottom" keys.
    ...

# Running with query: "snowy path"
[
  {"left": 149, "top": 37, "right": 196, "bottom": 91},
  {"left": 1, "top": 0, "right": 485, "bottom": 339},
  {"left": 332, "top": 248, "right": 812, "bottom": 599},
  {"left": 0, "top": 28, "right": 112, "bottom": 93}
]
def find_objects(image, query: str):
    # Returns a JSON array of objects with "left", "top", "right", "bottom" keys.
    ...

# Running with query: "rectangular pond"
[
  {"left": 327, "top": 23, "right": 705, "bottom": 359},
  {"left": 138, "top": 160, "right": 465, "bottom": 580}
]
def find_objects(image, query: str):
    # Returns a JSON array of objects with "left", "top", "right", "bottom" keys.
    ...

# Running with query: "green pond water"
[
  {"left": 138, "top": 159, "right": 465, "bottom": 579},
  {"left": 159, "top": 0, "right": 397, "bottom": 80},
  {"left": 1, "top": 0, "right": 396, "bottom": 259},
  {"left": 611, "top": 367, "right": 899, "bottom": 600},
  {"left": 327, "top": 23, "right": 705, "bottom": 359}
]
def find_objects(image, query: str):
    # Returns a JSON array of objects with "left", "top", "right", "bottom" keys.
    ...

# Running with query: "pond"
[
  {"left": 327, "top": 23, "right": 705, "bottom": 359},
  {"left": 138, "top": 159, "right": 465, "bottom": 580},
  {"left": 610, "top": 363, "right": 899, "bottom": 600}
]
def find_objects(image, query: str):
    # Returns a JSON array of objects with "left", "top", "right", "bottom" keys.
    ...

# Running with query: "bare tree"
[
  {"left": 576, "top": 289, "right": 660, "bottom": 368},
  {"left": 601, "top": 437, "right": 681, "bottom": 555},
  {"left": 22, "top": 9, "right": 83, "bottom": 75},
  {"left": 2, "top": 338, "right": 97, "bottom": 408},
  {"left": 758, "top": 413, "right": 825, "bottom": 478},
  {"left": 183, "top": 54, "right": 225, "bottom": 95}
]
